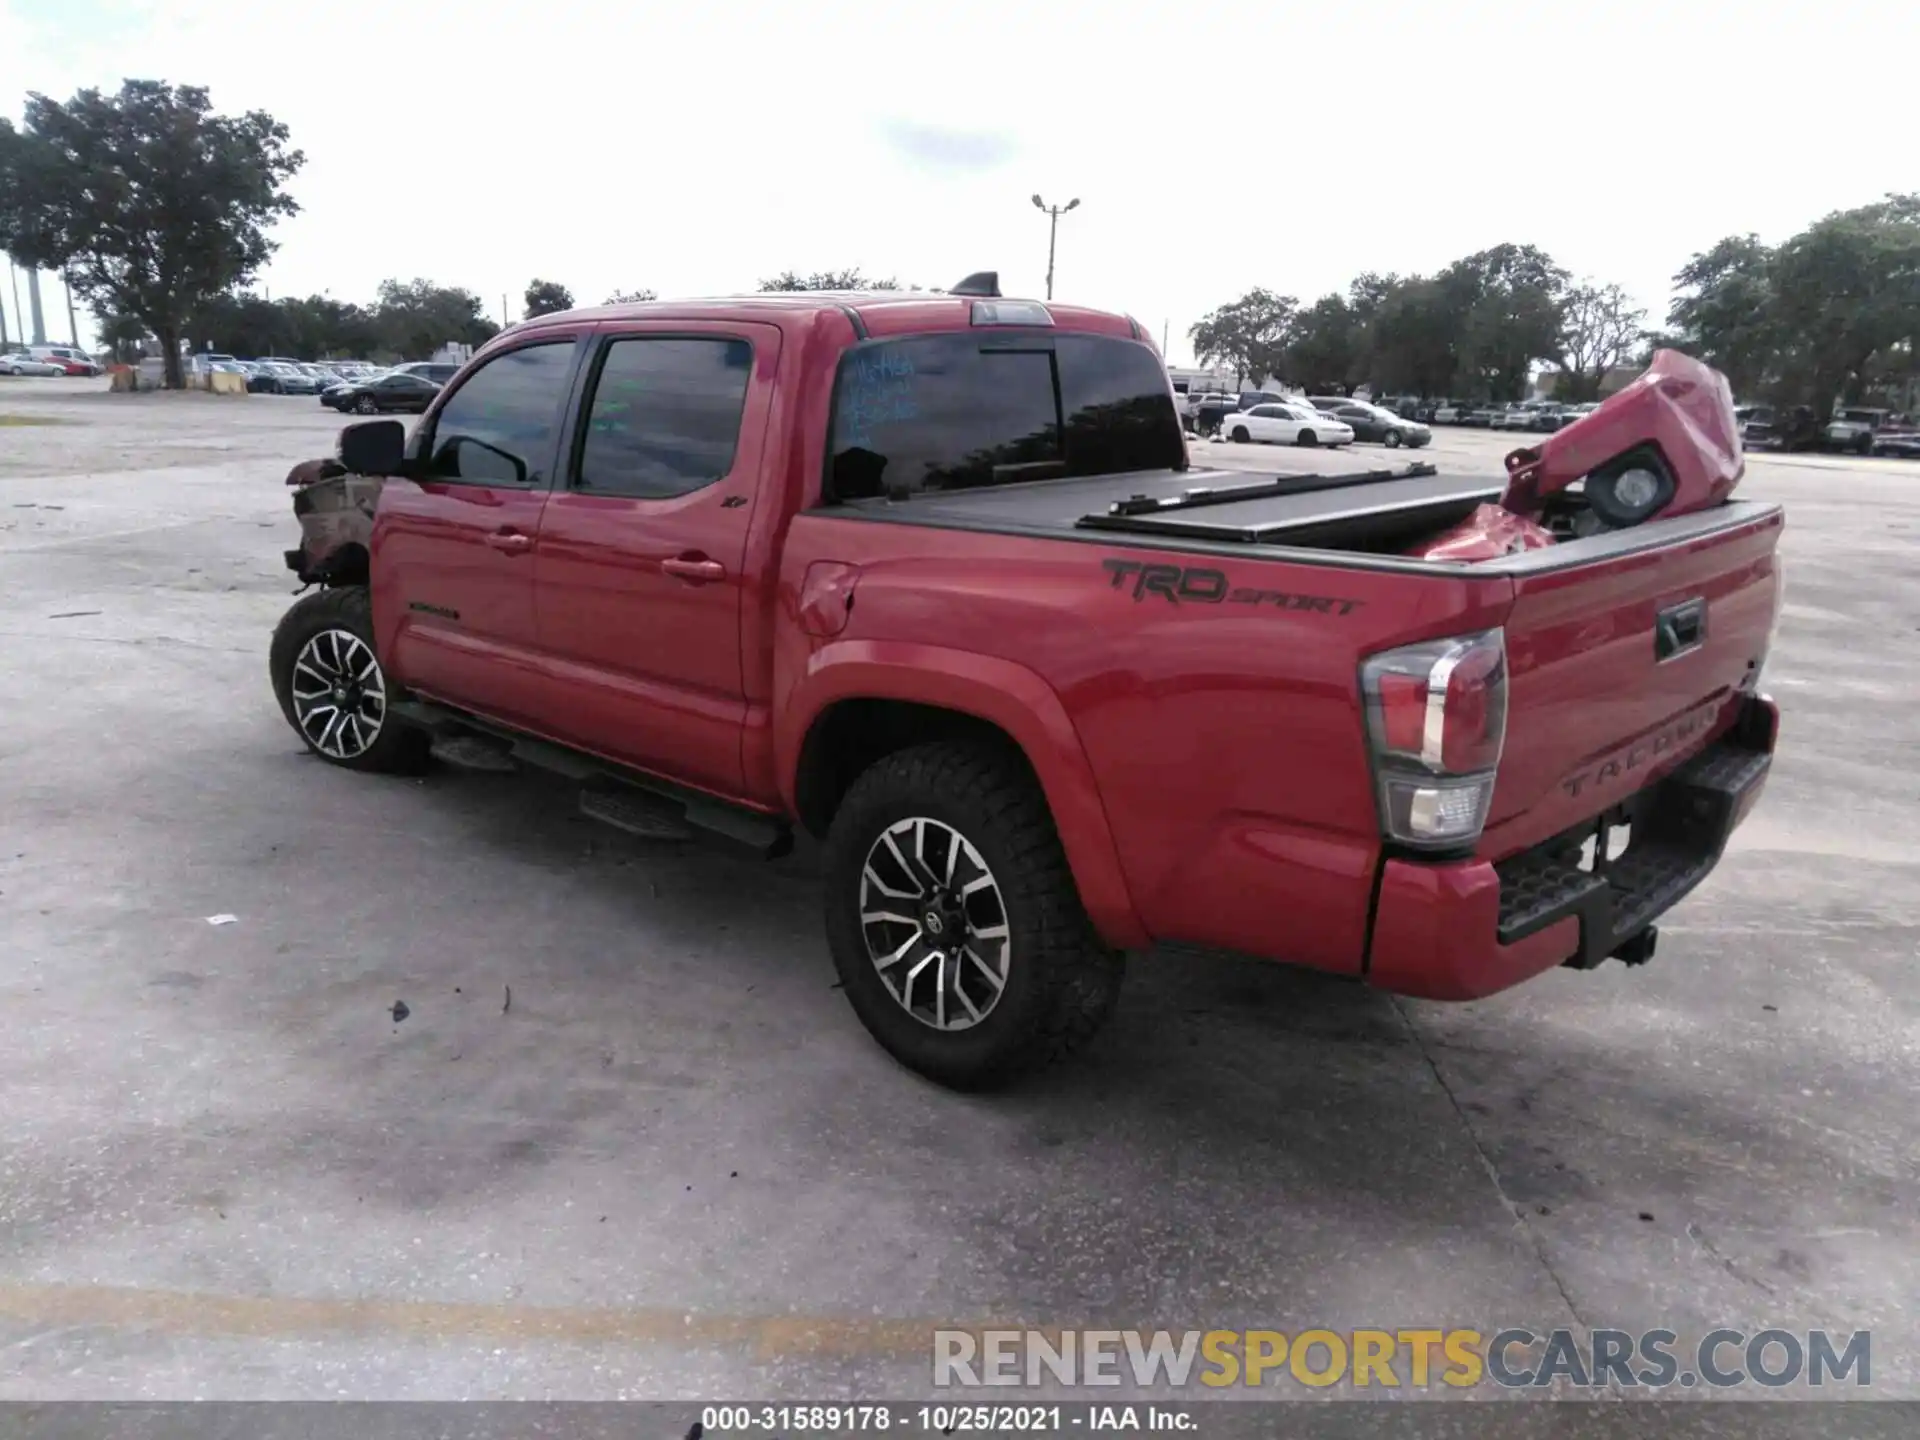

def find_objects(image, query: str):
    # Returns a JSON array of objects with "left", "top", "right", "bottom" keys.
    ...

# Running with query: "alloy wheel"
[
  {"left": 289, "top": 627, "right": 387, "bottom": 759},
  {"left": 858, "top": 817, "right": 1012, "bottom": 1031}
]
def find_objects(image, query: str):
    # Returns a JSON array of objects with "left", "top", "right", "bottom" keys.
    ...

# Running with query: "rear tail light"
[{"left": 1360, "top": 629, "right": 1508, "bottom": 849}]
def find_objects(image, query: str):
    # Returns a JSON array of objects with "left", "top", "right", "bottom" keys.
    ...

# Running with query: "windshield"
[{"left": 826, "top": 331, "right": 1185, "bottom": 501}]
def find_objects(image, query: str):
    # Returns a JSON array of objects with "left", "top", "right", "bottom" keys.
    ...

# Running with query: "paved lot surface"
[{"left": 2, "top": 379, "right": 1915, "bottom": 1401}]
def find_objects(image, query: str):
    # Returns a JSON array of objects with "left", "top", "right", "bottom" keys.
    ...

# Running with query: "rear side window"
[
  {"left": 425, "top": 341, "right": 575, "bottom": 487},
  {"left": 827, "top": 332, "right": 1184, "bottom": 501},
  {"left": 574, "top": 337, "right": 753, "bottom": 499}
]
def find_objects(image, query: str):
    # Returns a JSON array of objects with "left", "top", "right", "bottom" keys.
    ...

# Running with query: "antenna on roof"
[{"left": 949, "top": 271, "right": 1001, "bottom": 298}]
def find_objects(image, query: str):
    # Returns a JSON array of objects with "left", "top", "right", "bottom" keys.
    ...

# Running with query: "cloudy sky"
[{"left": 3, "top": 0, "right": 1915, "bottom": 362}]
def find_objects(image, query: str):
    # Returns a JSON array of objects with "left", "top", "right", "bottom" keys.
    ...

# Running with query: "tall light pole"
[
  {"left": 63, "top": 270, "right": 80, "bottom": 348},
  {"left": 1031, "top": 194, "right": 1080, "bottom": 301}
]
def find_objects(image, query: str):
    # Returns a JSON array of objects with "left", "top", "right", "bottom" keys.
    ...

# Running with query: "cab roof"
[{"left": 508, "top": 290, "right": 1146, "bottom": 343}]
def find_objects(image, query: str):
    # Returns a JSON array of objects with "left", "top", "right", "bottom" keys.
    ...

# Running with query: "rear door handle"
[
  {"left": 661, "top": 556, "right": 726, "bottom": 583},
  {"left": 485, "top": 529, "right": 533, "bottom": 555}
]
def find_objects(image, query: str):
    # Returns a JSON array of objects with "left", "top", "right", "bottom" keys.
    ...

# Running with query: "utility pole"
[
  {"left": 26, "top": 268, "right": 47, "bottom": 345},
  {"left": 502, "top": 294, "right": 510, "bottom": 328},
  {"left": 1030, "top": 194, "right": 1080, "bottom": 302},
  {"left": 8, "top": 260, "right": 25, "bottom": 347},
  {"left": 63, "top": 270, "right": 80, "bottom": 348}
]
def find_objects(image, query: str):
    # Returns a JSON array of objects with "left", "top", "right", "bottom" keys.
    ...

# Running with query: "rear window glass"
[{"left": 827, "top": 332, "right": 1185, "bottom": 501}]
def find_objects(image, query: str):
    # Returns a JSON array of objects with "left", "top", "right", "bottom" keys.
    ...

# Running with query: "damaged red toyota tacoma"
[{"left": 271, "top": 276, "right": 1782, "bottom": 1088}]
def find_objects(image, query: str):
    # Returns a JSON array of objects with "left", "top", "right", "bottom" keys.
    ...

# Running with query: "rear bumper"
[{"left": 1366, "top": 693, "right": 1778, "bottom": 1001}]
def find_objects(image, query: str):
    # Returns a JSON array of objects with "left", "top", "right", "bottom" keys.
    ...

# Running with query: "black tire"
[
  {"left": 1297, "top": 429, "right": 1318, "bottom": 447},
  {"left": 1383, "top": 429, "right": 1402, "bottom": 449},
  {"left": 1230, "top": 424, "right": 1251, "bottom": 443},
  {"left": 354, "top": 394, "right": 378, "bottom": 415},
  {"left": 269, "top": 587, "right": 428, "bottom": 773},
  {"left": 823, "top": 741, "right": 1124, "bottom": 1090}
]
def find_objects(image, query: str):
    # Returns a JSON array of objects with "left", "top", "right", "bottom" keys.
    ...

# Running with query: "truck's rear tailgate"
[{"left": 1479, "top": 501, "right": 1784, "bottom": 859}]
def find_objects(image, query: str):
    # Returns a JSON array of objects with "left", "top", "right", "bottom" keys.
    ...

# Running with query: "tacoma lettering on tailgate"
[
  {"left": 1101, "top": 559, "right": 1363, "bottom": 615},
  {"left": 1560, "top": 700, "right": 1722, "bottom": 800}
]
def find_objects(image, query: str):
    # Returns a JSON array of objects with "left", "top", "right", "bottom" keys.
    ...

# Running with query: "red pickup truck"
[{"left": 270, "top": 278, "right": 1782, "bottom": 1089}]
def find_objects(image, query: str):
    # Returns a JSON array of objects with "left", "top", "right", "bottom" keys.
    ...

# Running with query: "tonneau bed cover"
[{"left": 825, "top": 462, "right": 1502, "bottom": 553}]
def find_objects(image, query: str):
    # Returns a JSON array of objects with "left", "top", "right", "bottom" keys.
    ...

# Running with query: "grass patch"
[{"left": 0, "top": 414, "right": 67, "bottom": 427}]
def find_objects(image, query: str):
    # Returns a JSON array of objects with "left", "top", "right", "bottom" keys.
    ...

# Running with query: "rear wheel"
[
  {"left": 1384, "top": 429, "right": 1402, "bottom": 448},
  {"left": 823, "top": 741, "right": 1124, "bottom": 1090},
  {"left": 269, "top": 587, "right": 428, "bottom": 773},
  {"left": 354, "top": 393, "right": 378, "bottom": 415}
]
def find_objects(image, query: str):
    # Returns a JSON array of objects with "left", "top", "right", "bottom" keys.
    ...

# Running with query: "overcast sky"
[{"left": 3, "top": 0, "right": 1916, "bottom": 363}]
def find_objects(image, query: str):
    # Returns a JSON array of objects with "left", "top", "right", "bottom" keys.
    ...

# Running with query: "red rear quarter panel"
[{"left": 775, "top": 519, "right": 1512, "bottom": 970}]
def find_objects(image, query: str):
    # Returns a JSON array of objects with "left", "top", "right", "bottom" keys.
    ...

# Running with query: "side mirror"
[{"left": 338, "top": 419, "right": 407, "bottom": 475}]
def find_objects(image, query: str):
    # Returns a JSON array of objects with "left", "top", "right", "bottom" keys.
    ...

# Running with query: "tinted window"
[
  {"left": 426, "top": 342, "right": 575, "bottom": 486},
  {"left": 575, "top": 337, "right": 753, "bottom": 499},
  {"left": 827, "top": 332, "right": 1184, "bottom": 500},
  {"left": 1249, "top": 404, "right": 1284, "bottom": 417}
]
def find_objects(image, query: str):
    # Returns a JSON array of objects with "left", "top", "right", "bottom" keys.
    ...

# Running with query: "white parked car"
[
  {"left": 1, "top": 351, "right": 65, "bottom": 376},
  {"left": 1218, "top": 401, "right": 1355, "bottom": 448}
]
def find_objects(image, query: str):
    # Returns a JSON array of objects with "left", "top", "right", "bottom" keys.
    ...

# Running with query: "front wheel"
[
  {"left": 1230, "top": 425, "right": 1251, "bottom": 443},
  {"left": 269, "top": 587, "right": 428, "bottom": 773},
  {"left": 354, "top": 394, "right": 378, "bottom": 415},
  {"left": 1297, "top": 429, "right": 1318, "bottom": 447},
  {"left": 823, "top": 741, "right": 1124, "bottom": 1090}
]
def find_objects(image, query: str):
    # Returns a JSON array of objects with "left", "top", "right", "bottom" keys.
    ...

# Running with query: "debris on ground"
[
  {"left": 390, "top": 1000, "right": 410, "bottom": 1023},
  {"left": 205, "top": 914, "right": 238, "bottom": 926}
]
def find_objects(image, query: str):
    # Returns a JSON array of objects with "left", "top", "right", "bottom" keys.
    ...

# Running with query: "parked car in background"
[
  {"left": 1, "top": 350, "right": 65, "bottom": 376},
  {"left": 26, "top": 345, "right": 103, "bottom": 376},
  {"left": 1824, "top": 407, "right": 1886, "bottom": 455},
  {"left": 319, "top": 368, "right": 389, "bottom": 405},
  {"left": 324, "top": 370, "right": 442, "bottom": 414},
  {"left": 1431, "top": 401, "right": 1469, "bottom": 424},
  {"left": 1221, "top": 401, "right": 1355, "bottom": 447},
  {"left": 254, "top": 361, "right": 323, "bottom": 396},
  {"left": 1188, "top": 392, "right": 1239, "bottom": 437},
  {"left": 391, "top": 361, "right": 462, "bottom": 386},
  {"left": 1307, "top": 397, "right": 1432, "bottom": 449}
]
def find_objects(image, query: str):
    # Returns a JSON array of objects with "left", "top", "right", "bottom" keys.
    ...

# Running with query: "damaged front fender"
[{"left": 285, "top": 456, "right": 385, "bottom": 586}]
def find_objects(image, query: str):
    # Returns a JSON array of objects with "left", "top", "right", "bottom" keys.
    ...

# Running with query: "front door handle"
[
  {"left": 661, "top": 555, "right": 726, "bottom": 583},
  {"left": 485, "top": 528, "right": 533, "bottom": 555}
]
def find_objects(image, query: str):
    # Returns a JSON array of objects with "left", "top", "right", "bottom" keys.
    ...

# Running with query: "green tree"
[
  {"left": 1555, "top": 281, "right": 1647, "bottom": 400},
  {"left": 1188, "top": 289, "right": 1296, "bottom": 387},
  {"left": 1441, "top": 243, "right": 1569, "bottom": 401},
  {"left": 523, "top": 279, "right": 574, "bottom": 317},
  {"left": 373, "top": 278, "right": 498, "bottom": 360},
  {"left": 757, "top": 268, "right": 902, "bottom": 291},
  {"left": 603, "top": 288, "right": 657, "bottom": 305},
  {"left": 1366, "top": 279, "right": 1459, "bottom": 399},
  {"left": 94, "top": 311, "right": 149, "bottom": 363},
  {"left": 0, "top": 81, "right": 303, "bottom": 389},
  {"left": 1666, "top": 235, "right": 1778, "bottom": 399},
  {"left": 1765, "top": 195, "right": 1920, "bottom": 416},
  {"left": 1282, "top": 295, "right": 1362, "bottom": 392}
]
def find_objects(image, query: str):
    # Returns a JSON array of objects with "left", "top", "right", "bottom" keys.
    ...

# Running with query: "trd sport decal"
[{"left": 1101, "top": 559, "right": 1363, "bottom": 616}]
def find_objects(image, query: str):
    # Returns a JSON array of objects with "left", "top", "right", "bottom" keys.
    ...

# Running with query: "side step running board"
[{"left": 388, "top": 697, "right": 792, "bottom": 859}]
